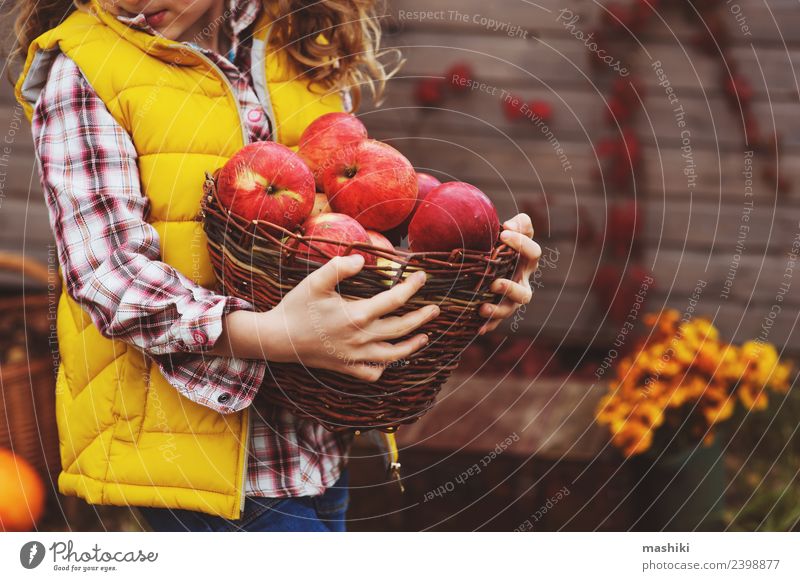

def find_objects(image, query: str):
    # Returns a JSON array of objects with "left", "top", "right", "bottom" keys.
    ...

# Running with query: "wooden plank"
[
  {"left": 365, "top": 127, "right": 800, "bottom": 206},
  {"left": 363, "top": 78, "right": 800, "bottom": 151},
  {"left": 387, "top": 0, "right": 800, "bottom": 45},
  {"left": 0, "top": 199, "right": 55, "bottom": 289},
  {"left": 511, "top": 237, "right": 800, "bottom": 308},
  {"left": 395, "top": 375, "right": 610, "bottom": 461},
  {"left": 515, "top": 285, "right": 800, "bottom": 350},
  {"left": 384, "top": 31, "right": 800, "bottom": 99}
]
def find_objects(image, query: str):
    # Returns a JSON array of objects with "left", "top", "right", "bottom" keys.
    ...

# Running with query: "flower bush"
[{"left": 596, "top": 310, "right": 792, "bottom": 457}]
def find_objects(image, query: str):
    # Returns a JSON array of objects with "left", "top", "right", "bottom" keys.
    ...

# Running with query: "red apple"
[
  {"left": 383, "top": 172, "right": 442, "bottom": 244},
  {"left": 216, "top": 141, "right": 314, "bottom": 228},
  {"left": 408, "top": 182, "right": 500, "bottom": 253},
  {"left": 298, "top": 112, "right": 368, "bottom": 189},
  {"left": 310, "top": 193, "right": 332, "bottom": 217},
  {"left": 322, "top": 139, "right": 418, "bottom": 231},
  {"left": 366, "top": 230, "right": 420, "bottom": 284},
  {"left": 294, "top": 213, "right": 375, "bottom": 265},
  {"left": 366, "top": 230, "right": 394, "bottom": 252}
]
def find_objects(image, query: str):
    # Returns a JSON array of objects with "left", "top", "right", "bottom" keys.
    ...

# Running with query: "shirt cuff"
[
  {"left": 151, "top": 350, "right": 268, "bottom": 414},
  {"left": 153, "top": 293, "right": 258, "bottom": 356}
]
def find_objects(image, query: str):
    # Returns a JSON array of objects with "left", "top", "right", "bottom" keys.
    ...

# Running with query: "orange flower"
[
  {"left": 595, "top": 309, "right": 793, "bottom": 457},
  {"left": 738, "top": 382, "right": 769, "bottom": 412}
]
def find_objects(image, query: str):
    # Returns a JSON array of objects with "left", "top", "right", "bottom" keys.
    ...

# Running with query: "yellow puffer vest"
[{"left": 15, "top": 0, "right": 345, "bottom": 519}]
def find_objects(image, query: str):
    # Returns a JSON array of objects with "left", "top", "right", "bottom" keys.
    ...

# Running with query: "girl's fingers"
[
  {"left": 501, "top": 230, "right": 542, "bottom": 263},
  {"left": 309, "top": 254, "right": 365, "bottom": 294},
  {"left": 489, "top": 279, "right": 533, "bottom": 305},
  {"left": 480, "top": 300, "right": 518, "bottom": 321},
  {"left": 357, "top": 270, "right": 427, "bottom": 320},
  {"left": 335, "top": 361, "right": 386, "bottom": 383},
  {"left": 478, "top": 319, "right": 503, "bottom": 335},
  {"left": 359, "top": 333, "right": 430, "bottom": 364},
  {"left": 366, "top": 304, "right": 440, "bottom": 341},
  {"left": 503, "top": 213, "right": 534, "bottom": 238}
]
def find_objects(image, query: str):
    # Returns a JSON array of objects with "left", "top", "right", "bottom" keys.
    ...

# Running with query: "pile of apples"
[{"left": 215, "top": 113, "right": 501, "bottom": 265}]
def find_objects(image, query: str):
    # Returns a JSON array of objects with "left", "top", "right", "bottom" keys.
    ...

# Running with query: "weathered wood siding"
[{"left": 1, "top": 1, "right": 798, "bottom": 349}]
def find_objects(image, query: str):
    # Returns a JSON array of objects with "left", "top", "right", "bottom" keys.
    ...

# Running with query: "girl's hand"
[
  {"left": 478, "top": 213, "right": 542, "bottom": 335},
  {"left": 261, "top": 254, "right": 439, "bottom": 382}
]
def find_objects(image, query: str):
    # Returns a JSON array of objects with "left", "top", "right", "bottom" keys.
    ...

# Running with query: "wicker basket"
[
  {"left": 200, "top": 174, "right": 518, "bottom": 432},
  {"left": 0, "top": 252, "right": 61, "bottom": 479}
]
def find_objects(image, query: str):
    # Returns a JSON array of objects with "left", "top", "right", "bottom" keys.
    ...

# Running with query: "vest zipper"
[
  {"left": 250, "top": 27, "right": 278, "bottom": 143},
  {"left": 164, "top": 42, "right": 255, "bottom": 517},
  {"left": 166, "top": 43, "right": 251, "bottom": 147},
  {"left": 240, "top": 409, "right": 251, "bottom": 516}
]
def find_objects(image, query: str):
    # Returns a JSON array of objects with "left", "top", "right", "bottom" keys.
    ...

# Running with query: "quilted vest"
[{"left": 15, "top": 0, "right": 345, "bottom": 519}]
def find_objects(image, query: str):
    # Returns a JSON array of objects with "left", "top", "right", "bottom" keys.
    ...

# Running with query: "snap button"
[
  {"left": 218, "top": 393, "right": 231, "bottom": 404},
  {"left": 247, "top": 108, "right": 264, "bottom": 123}
]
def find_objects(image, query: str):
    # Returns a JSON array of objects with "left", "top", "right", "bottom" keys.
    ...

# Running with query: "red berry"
[
  {"left": 612, "top": 76, "right": 645, "bottom": 106},
  {"left": 608, "top": 200, "right": 642, "bottom": 258},
  {"left": 743, "top": 112, "right": 761, "bottom": 148},
  {"left": 414, "top": 78, "right": 446, "bottom": 107},
  {"left": 725, "top": 74, "right": 754, "bottom": 106},
  {"left": 446, "top": 62, "right": 474, "bottom": 92},
  {"left": 597, "top": 137, "right": 619, "bottom": 159},
  {"left": 528, "top": 100, "right": 553, "bottom": 123},
  {"left": 593, "top": 264, "right": 624, "bottom": 310},
  {"left": 621, "top": 129, "right": 642, "bottom": 166},
  {"left": 606, "top": 96, "right": 631, "bottom": 125}
]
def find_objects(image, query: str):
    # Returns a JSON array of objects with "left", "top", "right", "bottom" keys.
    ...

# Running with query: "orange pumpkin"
[{"left": 0, "top": 448, "right": 45, "bottom": 531}]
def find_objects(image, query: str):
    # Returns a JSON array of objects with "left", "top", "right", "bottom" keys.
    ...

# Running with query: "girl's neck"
[{"left": 177, "top": 1, "right": 229, "bottom": 54}]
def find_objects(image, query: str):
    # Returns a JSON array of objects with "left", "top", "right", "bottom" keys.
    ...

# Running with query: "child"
[{"left": 13, "top": 0, "right": 541, "bottom": 532}]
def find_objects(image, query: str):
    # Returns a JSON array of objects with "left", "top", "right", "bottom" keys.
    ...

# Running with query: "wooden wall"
[
  {"left": 1, "top": 0, "right": 799, "bottom": 350},
  {"left": 364, "top": 0, "right": 800, "bottom": 352}
]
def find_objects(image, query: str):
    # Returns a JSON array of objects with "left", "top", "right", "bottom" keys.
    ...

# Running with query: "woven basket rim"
[{"left": 200, "top": 172, "right": 513, "bottom": 270}]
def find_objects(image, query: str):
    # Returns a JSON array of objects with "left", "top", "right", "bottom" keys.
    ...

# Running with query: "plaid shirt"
[{"left": 32, "top": 0, "right": 352, "bottom": 499}]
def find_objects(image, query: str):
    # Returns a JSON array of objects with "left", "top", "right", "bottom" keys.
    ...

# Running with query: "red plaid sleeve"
[{"left": 32, "top": 53, "right": 266, "bottom": 413}]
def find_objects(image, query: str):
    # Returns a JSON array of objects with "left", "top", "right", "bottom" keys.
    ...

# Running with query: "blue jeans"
[{"left": 139, "top": 469, "right": 349, "bottom": 532}]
